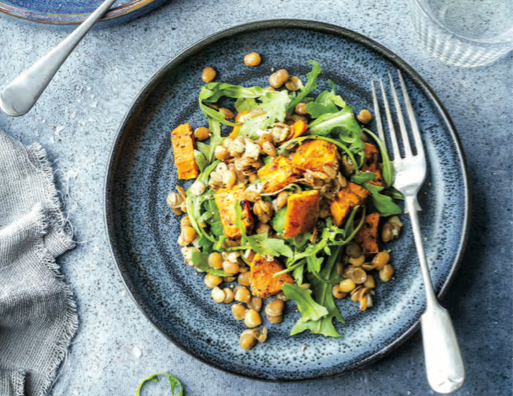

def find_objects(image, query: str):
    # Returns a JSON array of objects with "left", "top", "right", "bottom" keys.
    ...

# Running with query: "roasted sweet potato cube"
[
  {"left": 257, "top": 156, "right": 302, "bottom": 193},
  {"left": 354, "top": 213, "right": 380, "bottom": 255},
  {"left": 215, "top": 184, "right": 254, "bottom": 238},
  {"left": 170, "top": 123, "right": 200, "bottom": 179},
  {"left": 250, "top": 255, "right": 293, "bottom": 298},
  {"left": 291, "top": 139, "right": 339, "bottom": 172},
  {"left": 283, "top": 190, "right": 320, "bottom": 238},
  {"left": 362, "top": 143, "right": 383, "bottom": 186},
  {"left": 330, "top": 182, "right": 370, "bottom": 227},
  {"left": 362, "top": 143, "right": 379, "bottom": 171}
]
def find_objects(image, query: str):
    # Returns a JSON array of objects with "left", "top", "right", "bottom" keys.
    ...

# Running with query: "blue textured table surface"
[{"left": 0, "top": 1, "right": 511, "bottom": 395}]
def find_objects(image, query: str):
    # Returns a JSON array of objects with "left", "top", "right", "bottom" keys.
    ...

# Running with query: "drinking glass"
[{"left": 409, "top": 0, "right": 513, "bottom": 67}]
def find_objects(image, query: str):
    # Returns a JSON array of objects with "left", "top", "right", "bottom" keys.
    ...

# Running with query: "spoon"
[{"left": 0, "top": 0, "right": 118, "bottom": 117}]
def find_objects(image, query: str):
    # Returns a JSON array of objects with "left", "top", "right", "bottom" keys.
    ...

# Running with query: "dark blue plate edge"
[
  {"left": 103, "top": 19, "right": 471, "bottom": 382},
  {"left": 0, "top": 0, "right": 168, "bottom": 28}
]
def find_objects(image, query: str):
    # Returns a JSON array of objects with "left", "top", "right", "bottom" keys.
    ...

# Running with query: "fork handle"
[
  {"left": 0, "top": 0, "right": 117, "bottom": 117},
  {"left": 405, "top": 196, "right": 465, "bottom": 394}
]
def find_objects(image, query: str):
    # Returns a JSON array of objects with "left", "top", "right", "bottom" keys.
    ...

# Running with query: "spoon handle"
[{"left": 0, "top": 0, "right": 118, "bottom": 117}]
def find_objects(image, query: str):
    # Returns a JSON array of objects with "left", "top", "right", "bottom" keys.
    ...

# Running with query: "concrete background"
[{"left": 0, "top": 0, "right": 511, "bottom": 395}]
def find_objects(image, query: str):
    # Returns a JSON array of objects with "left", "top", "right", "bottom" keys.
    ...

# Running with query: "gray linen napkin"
[{"left": 0, "top": 130, "right": 77, "bottom": 396}]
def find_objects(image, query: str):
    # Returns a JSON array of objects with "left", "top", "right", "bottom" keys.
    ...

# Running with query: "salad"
[{"left": 166, "top": 55, "right": 404, "bottom": 351}]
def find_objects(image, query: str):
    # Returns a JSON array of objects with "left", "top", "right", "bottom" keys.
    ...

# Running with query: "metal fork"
[{"left": 372, "top": 71, "right": 465, "bottom": 394}]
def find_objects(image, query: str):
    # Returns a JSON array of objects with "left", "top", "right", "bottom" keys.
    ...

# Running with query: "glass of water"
[{"left": 409, "top": 0, "right": 513, "bottom": 67}]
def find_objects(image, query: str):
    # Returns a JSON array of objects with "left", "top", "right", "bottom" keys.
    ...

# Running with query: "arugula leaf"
[
  {"left": 234, "top": 97, "right": 259, "bottom": 112},
  {"left": 199, "top": 83, "right": 266, "bottom": 127},
  {"left": 287, "top": 60, "right": 322, "bottom": 113},
  {"left": 247, "top": 233, "right": 293, "bottom": 258},
  {"left": 191, "top": 250, "right": 230, "bottom": 276},
  {"left": 186, "top": 161, "right": 220, "bottom": 242},
  {"left": 213, "top": 236, "right": 226, "bottom": 251},
  {"left": 343, "top": 204, "right": 361, "bottom": 238},
  {"left": 193, "top": 119, "right": 224, "bottom": 166},
  {"left": 210, "top": 221, "right": 225, "bottom": 237},
  {"left": 308, "top": 105, "right": 365, "bottom": 165},
  {"left": 207, "top": 119, "right": 223, "bottom": 163},
  {"left": 281, "top": 282, "right": 328, "bottom": 322},
  {"left": 204, "top": 198, "right": 224, "bottom": 237},
  {"left": 364, "top": 182, "right": 402, "bottom": 217},
  {"left": 196, "top": 141, "right": 210, "bottom": 159},
  {"left": 200, "top": 83, "right": 266, "bottom": 103},
  {"left": 306, "top": 80, "right": 345, "bottom": 118},
  {"left": 271, "top": 206, "right": 287, "bottom": 233},
  {"left": 199, "top": 101, "right": 238, "bottom": 127},
  {"left": 290, "top": 245, "right": 345, "bottom": 337},
  {"left": 290, "top": 232, "right": 311, "bottom": 251},
  {"left": 364, "top": 128, "right": 394, "bottom": 187},
  {"left": 351, "top": 171, "right": 377, "bottom": 185},
  {"left": 383, "top": 187, "right": 404, "bottom": 200},
  {"left": 135, "top": 373, "right": 183, "bottom": 396},
  {"left": 194, "top": 150, "right": 208, "bottom": 171},
  {"left": 197, "top": 233, "right": 214, "bottom": 253},
  {"left": 293, "top": 264, "right": 305, "bottom": 285},
  {"left": 237, "top": 91, "right": 291, "bottom": 140},
  {"left": 306, "top": 254, "right": 324, "bottom": 274},
  {"left": 233, "top": 201, "right": 249, "bottom": 246}
]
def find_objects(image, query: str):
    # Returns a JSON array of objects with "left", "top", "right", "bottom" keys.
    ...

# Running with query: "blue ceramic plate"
[
  {"left": 0, "top": 0, "right": 167, "bottom": 27},
  {"left": 105, "top": 20, "right": 470, "bottom": 381}
]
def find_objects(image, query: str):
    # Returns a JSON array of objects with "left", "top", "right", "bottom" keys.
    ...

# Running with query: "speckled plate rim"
[
  {"left": 0, "top": 0, "right": 168, "bottom": 27},
  {"left": 104, "top": 19, "right": 471, "bottom": 382}
]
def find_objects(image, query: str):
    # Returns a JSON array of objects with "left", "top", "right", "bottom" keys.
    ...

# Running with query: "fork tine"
[
  {"left": 397, "top": 69, "right": 424, "bottom": 156},
  {"left": 371, "top": 81, "right": 386, "bottom": 147},
  {"left": 388, "top": 72, "right": 413, "bottom": 158},
  {"left": 379, "top": 78, "right": 401, "bottom": 160}
]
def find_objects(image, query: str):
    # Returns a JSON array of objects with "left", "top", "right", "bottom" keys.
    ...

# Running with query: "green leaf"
[
  {"left": 351, "top": 171, "right": 377, "bottom": 185},
  {"left": 200, "top": 82, "right": 266, "bottom": 103},
  {"left": 343, "top": 205, "right": 361, "bottom": 238},
  {"left": 198, "top": 234, "right": 214, "bottom": 253},
  {"left": 213, "top": 236, "right": 227, "bottom": 251},
  {"left": 191, "top": 250, "right": 230, "bottom": 276},
  {"left": 234, "top": 97, "right": 259, "bottom": 112},
  {"left": 237, "top": 91, "right": 291, "bottom": 140},
  {"left": 290, "top": 232, "right": 311, "bottom": 251},
  {"left": 364, "top": 128, "right": 394, "bottom": 187},
  {"left": 281, "top": 282, "right": 329, "bottom": 323},
  {"left": 207, "top": 119, "right": 223, "bottom": 163},
  {"left": 186, "top": 161, "right": 220, "bottom": 242},
  {"left": 210, "top": 221, "right": 225, "bottom": 237},
  {"left": 306, "top": 80, "right": 345, "bottom": 118},
  {"left": 383, "top": 187, "right": 404, "bottom": 200},
  {"left": 290, "top": 245, "right": 345, "bottom": 337},
  {"left": 247, "top": 233, "right": 294, "bottom": 258},
  {"left": 293, "top": 264, "right": 305, "bottom": 285},
  {"left": 196, "top": 141, "right": 210, "bottom": 159},
  {"left": 199, "top": 101, "right": 238, "bottom": 127},
  {"left": 135, "top": 373, "right": 183, "bottom": 396},
  {"left": 198, "top": 83, "right": 267, "bottom": 128},
  {"left": 271, "top": 206, "right": 287, "bottom": 233},
  {"left": 194, "top": 149, "right": 208, "bottom": 171},
  {"left": 364, "top": 182, "right": 402, "bottom": 217},
  {"left": 306, "top": 254, "right": 324, "bottom": 274},
  {"left": 287, "top": 60, "right": 323, "bottom": 113}
]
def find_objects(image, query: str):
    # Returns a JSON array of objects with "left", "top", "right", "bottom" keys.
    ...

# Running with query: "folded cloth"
[{"left": 0, "top": 130, "right": 77, "bottom": 396}]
